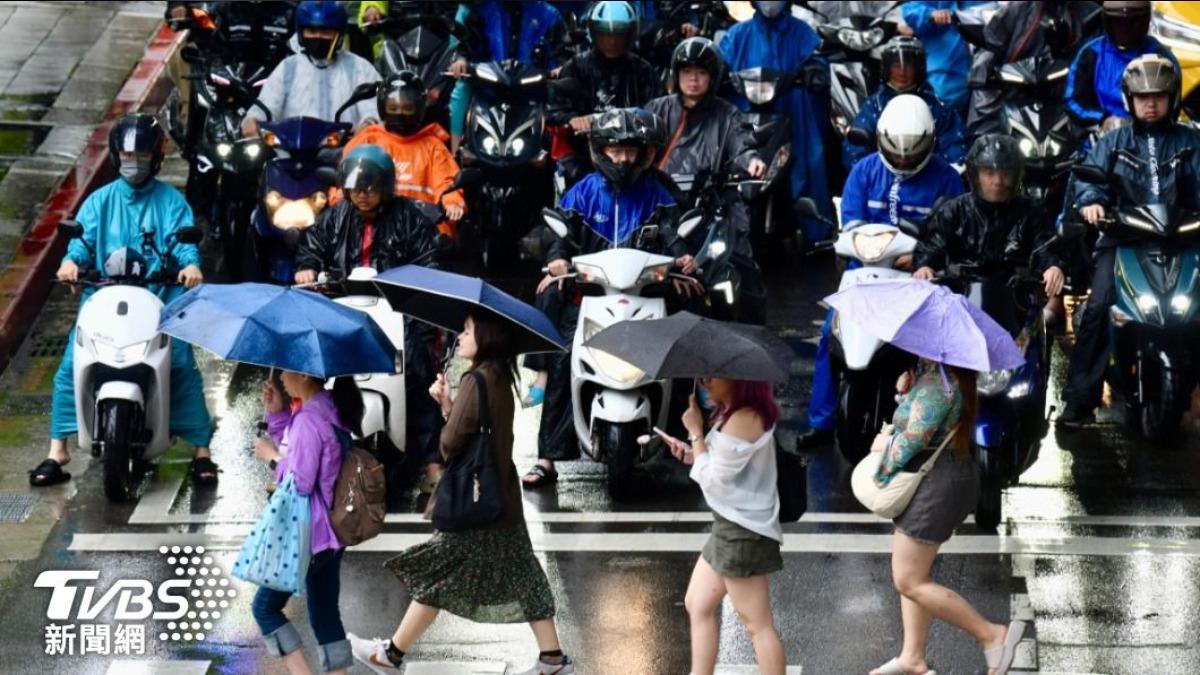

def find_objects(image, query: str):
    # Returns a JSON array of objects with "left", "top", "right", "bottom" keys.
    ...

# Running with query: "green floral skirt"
[{"left": 385, "top": 524, "right": 556, "bottom": 623}]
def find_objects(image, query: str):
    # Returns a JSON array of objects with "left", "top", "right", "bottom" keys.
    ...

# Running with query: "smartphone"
[{"left": 653, "top": 426, "right": 685, "bottom": 446}]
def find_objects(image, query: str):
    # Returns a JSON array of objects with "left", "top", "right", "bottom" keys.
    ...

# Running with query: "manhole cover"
[
  {"left": 0, "top": 493, "right": 36, "bottom": 522},
  {"left": 30, "top": 334, "right": 69, "bottom": 358}
]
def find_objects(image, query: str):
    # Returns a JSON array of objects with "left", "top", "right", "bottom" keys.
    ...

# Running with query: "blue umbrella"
[
  {"left": 159, "top": 283, "right": 397, "bottom": 378},
  {"left": 372, "top": 265, "right": 566, "bottom": 355}
]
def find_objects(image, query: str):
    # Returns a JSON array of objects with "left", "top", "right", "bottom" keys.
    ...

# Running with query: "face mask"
[
  {"left": 119, "top": 157, "right": 153, "bottom": 186},
  {"left": 301, "top": 36, "right": 337, "bottom": 62},
  {"left": 756, "top": 1, "right": 788, "bottom": 19},
  {"left": 385, "top": 115, "right": 422, "bottom": 137},
  {"left": 696, "top": 386, "right": 714, "bottom": 410}
]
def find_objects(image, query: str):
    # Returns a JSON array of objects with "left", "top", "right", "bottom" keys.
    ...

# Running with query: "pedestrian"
[
  {"left": 348, "top": 310, "right": 575, "bottom": 674},
  {"left": 868, "top": 361, "right": 1025, "bottom": 675},
  {"left": 664, "top": 378, "right": 785, "bottom": 675},
  {"left": 249, "top": 371, "right": 365, "bottom": 674}
]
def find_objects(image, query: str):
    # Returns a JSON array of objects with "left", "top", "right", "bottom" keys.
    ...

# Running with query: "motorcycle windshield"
[{"left": 261, "top": 117, "right": 350, "bottom": 152}]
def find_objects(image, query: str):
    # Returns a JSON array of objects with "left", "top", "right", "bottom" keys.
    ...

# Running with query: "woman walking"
[
  {"left": 664, "top": 377, "right": 786, "bottom": 675},
  {"left": 868, "top": 361, "right": 1026, "bottom": 675},
  {"left": 348, "top": 311, "right": 575, "bottom": 674},
  {"left": 250, "top": 371, "right": 364, "bottom": 674}
]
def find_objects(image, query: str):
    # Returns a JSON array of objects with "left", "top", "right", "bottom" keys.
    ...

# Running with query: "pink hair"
[{"left": 712, "top": 380, "right": 781, "bottom": 430}]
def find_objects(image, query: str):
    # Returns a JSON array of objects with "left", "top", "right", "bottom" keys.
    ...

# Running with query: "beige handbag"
[{"left": 851, "top": 425, "right": 961, "bottom": 519}]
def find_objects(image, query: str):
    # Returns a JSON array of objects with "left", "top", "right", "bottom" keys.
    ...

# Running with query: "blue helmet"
[
  {"left": 295, "top": 0, "right": 347, "bottom": 29},
  {"left": 588, "top": 1, "right": 639, "bottom": 44},
  {"left": 339, "top": 144, "right": 395, "bottom": 197}
]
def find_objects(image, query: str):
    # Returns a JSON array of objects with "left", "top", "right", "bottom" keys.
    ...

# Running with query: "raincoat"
[
  {"left": 1065, "top": 35, "right": 1178, "bottom": 127},
  {"left": 51, "top": 178, "right": 212, "bottom": 446},
  {"left": 245, "top": 49, "right": 381, "bottom": 128},
  {"left": 840, "top": 152, "right": 965, "bottom": 229},
  {"left": 901, "top": 2, "right": 985, "bottom": 112},
  {"left": 719, "top": 10, "right": 834, "bottom": 241},
  {"left": 843, "top": 83, "right": 967, "bottom": 170}
]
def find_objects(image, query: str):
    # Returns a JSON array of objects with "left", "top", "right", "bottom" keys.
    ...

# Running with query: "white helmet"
[{"left": 876, "top": 94, "right": 935, "bottom": 177}]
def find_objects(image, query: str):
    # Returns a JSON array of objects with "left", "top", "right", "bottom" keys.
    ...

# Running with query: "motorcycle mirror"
[
  {"left": 845, "top": 127, "right": 874, "bottom": 148},
  {"left": 447, "top": 167, "right": 483, "bottom": 192},
  {"left": 676, "top": 209, "right": 705, "bottom": 240},
  {"left": 57, "top": 220, "right": 84, "bottom": 239},
  {"left": 1071, "top": 165, "right": 1109, "bottom": 184},
  {"left": 793, "top": 197, "right": 821, "bottom": 219},
  {"left": 351, "top": 81, "right": 380, "bottom": 103},
  {"left": 175, "top": 227, "right": 203, "bottom": 245},
  {"left": 542, "top": 208, "right": 570, "bottom": 239},
  {"left": 315, "top": 166, "right": 340, "bottom": 188}
]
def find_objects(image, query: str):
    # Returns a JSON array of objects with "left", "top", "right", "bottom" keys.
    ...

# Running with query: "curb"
[{"left": 0, "top": 23, "right": 184, "bottom": 375}]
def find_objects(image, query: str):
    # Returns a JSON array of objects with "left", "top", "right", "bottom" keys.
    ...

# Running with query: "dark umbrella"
[
  {"left": 372, "top": 265, "right": 567, "bottom": 355},
  {"left": 582, "top": 312, "right": 794, "bottom": 382}
]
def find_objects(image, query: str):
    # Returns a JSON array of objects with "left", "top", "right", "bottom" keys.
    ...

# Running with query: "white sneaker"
[
  {"left": 347, "top": 633, "right": 403, "bottom": 674},
  {"left": 514, "top": 654, "right": 575, "bottom": 675}
]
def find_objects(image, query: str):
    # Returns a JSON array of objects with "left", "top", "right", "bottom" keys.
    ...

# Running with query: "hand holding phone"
[{"left": 655, "top": 427, "right": 694, "bottom": 464}]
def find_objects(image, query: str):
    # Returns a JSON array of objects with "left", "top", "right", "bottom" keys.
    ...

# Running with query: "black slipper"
[
  {"left": 190, "top": 456, "right": 219, "bottom": 487},
  {"left": 28, "top": 459, "right": 71, "bottom": 487},
  {"left": 521, "top": 464, "right": 558, "bottom": 488}
]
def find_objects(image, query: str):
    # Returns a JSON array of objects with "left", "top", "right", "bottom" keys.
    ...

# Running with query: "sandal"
[
  {"left": 190, "top": 456, "right": 219, "bottom": 487},
  {"left": 28, "top": 459, "right": 71, "bottom": 487},
  {"left": 522, "top": 385, "right": 545, "bottom": 408},
  {"left": 983, "top": 620, "right": 1027, "bottom": 675},
  {"left": 521, "top": 464, "right": 558, "bottom": 488},
  {"left": 870, "top": 658, "right": 936, "bottom": 675}
]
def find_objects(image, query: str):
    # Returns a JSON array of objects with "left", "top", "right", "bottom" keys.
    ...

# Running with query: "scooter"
[
  {"left": 459, "top": 60, "right": 553, "bottom": 269},
  {"left": 807, "top": 0, "right": 902, "bottom": 135},
  {"left": 58, "top": 220, "right": 204, "bottom": 502},
  {"left": 540, "top": 206, "right": 702, "bottom": 500},
  {"left": 368, "top": 6, "right": 462, "bottom": 131}
]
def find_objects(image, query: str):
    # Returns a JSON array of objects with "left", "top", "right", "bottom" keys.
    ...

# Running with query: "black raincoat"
[{"left": 916, "top": 192, "right": 1062, "bottom": 275}]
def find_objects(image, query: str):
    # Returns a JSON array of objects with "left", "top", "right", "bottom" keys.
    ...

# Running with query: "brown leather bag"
[{"left": 327, "top": 428, "right": 387, "bottom": 547}]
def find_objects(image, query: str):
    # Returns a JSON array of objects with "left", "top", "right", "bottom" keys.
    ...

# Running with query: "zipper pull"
[{"left": 473, "top": 474, "right": 481, "bottom": 503}]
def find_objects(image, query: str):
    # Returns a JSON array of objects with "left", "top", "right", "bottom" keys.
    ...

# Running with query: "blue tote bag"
[{"left": 232, "top": 472, "right": 312, "bottom": 595}]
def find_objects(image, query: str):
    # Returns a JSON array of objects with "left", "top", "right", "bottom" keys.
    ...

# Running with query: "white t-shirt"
[{"left": 690, "top": 426, "right": 782, "bottom": 542}]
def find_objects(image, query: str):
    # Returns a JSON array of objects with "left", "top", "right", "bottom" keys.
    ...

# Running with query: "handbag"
[
  {"left": 431, "top": 370, "right": 506, "bottom": 532},
  {"left": 232, "top": 472, "right": 312, "bottom": 595},
  {"left": 777, "top": 437, "right": 809, "bottom": 523},
  {"left": 851, "top": 424, "right": 961, "bottom": 519}
]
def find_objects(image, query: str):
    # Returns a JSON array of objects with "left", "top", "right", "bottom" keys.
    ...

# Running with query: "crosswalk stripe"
[
  {"left": 104, "top": 660, "right": 211, "bottom": 674},
  {"left": 716, "top": 667, "right": 802, "bottom": 674},
  {"left": 400, "top": 662, "right": 507, "bottom": 674}
]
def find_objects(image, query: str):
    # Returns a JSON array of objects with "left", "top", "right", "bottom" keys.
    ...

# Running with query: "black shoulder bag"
[
  {"left": 431, "top": 370, "right": 506, "bottom": 532},
  {"left": 777, "top": 433, "right": 810, "bottom": 523}
]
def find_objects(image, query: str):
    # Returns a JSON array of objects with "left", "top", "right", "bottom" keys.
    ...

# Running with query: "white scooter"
[
  {"left": 541, "top": 207, "right": 703, "bottom": 500},
  {"left": 60, "top": 220, "right": 204, "bottom": 502}
]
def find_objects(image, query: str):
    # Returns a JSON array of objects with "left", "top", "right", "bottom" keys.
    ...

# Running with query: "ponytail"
[{"left": 331, "top": 376, "right": 364, "bottom": 437}]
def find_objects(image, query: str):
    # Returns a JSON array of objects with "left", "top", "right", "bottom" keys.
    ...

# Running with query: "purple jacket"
[{"left": 267, "top": 390, "right": 346, "bottom": 555}]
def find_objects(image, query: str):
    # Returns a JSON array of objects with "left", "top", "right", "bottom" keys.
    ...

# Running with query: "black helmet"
[
  {"left": 339, "top": 144, "right": 395, "bottom": 197},
  {"left": 378, "top": 71, "right": 427, "bottom": 136},
  {"left": 589, "top": 107, "right": 660, "bottom": 188},
  {"left": 1102, "top": 0, "right": 1151, "bottom": 50},
  {"left": 965, "top": 134, "right": 1024, "bottom": 199},
  {"left": 1121, "top": 54, "right": 1181, "bottom": 122},
  {"left": 108, "top": 113, "right": 165, "bottom": 182},
  {"left": 880, "top": 37, "right": 926, "bottom": 93},
  {"left": 670, "top": 37, "right": 723, "bottom": 96}
]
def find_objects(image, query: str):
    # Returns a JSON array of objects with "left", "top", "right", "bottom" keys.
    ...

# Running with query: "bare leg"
[
  {"left": 684, "top": 556, "right": 726, "bottom": 675},
  {"left": 280, "top": 649, "right": 314, "bottom": 675},
  {"left": 723, "top": 574, "right": 785, "bottom": 675},
  {"left": 868, "top": 595, "right": 933, "bottom": 674},
  {"left": 47, "top": 438, "right": 70, "bottom": 465},
  {"left": 392, "top": 601, "right": 441, "bottom": 651},
  {"left": 193, "top": 446, "right": 211, "bottom": 460},
  {"left": 529, "top": 618, "right": 562, "bottom": 652}
]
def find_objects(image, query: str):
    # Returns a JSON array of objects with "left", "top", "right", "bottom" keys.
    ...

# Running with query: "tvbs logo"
[{"left": 34, "top": 571, "right": 189, "bottom": 621}]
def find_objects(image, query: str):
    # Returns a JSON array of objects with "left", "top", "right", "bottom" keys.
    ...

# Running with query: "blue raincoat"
[
  {"left": 807, "top": 153, "right": 964, "bottom": 432},
  {"left": 1065, "top": 35, "right": 1179, "bottom": 127},
  {"left": 552, "top": 172, "right": 677, "bottom": 259},
  {"left": 51, "top": 178, "right": 212, "bottom": 446},
  {"left": 842, "top": 83, "right": 968, "bottom": 170},
  {"left": 900, "top": 1, "right": 988, "bottom": 112},
  {"left": 719, "top": 11, "right": 833, "bottom": 241}
]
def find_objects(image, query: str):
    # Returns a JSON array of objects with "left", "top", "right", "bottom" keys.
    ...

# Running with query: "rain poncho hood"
[{"left": 245, "top": 50, "right": 381, "bottom": 127}]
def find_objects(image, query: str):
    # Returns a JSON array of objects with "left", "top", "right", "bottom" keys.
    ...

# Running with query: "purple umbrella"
[{"left": 824, "top": 279, "right": 1024, "bottom": 372}]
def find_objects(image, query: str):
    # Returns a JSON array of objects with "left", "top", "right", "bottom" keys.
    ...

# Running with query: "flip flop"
[
  {"left": 869, "top": 657, "right": 936, "bottom": 675},
  {"left": 521, "top": 464, "right": 558, "bottom": 488},
  {"left": 984, "top": 620, "right": 1028, "bottom": 675},
  {"left": 190, "top": 456, "right": 219, "bottom": 487},
  {"left": 28, "top": 459, "right": 71, "bottom": 487}
]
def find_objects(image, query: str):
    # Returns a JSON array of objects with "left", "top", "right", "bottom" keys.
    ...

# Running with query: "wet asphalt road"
[{"left": 4, "top": 249, "right": 1200, "bottom": 675}]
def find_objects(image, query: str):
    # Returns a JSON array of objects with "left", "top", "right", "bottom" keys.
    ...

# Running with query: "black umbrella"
[{"left": 582, "top": 312, "right": 794, "bottom": 383}]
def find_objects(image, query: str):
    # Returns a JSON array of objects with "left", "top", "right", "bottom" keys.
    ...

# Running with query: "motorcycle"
[
  {"left": 636, "top": 1, "right": 737, "bottom": 85},
  {"left": 367, "top": 7, "right": 463, "bottom": 132},
  {"left": 806, "top": 0, "right": 902, "bottom": 136},
  {"left": 540, "top": 206, "right": 701, "bottom": 500},
  {"left": 1074, "top": 165, "right": 1200, "bottom": 441},
  {"left": 58, "top": 220, "right": 204, "bottom": 502},
  {"left": 459, "top": 59, "right": 553, "bottom": 269},
  {"left": 252, "top": 82, "right": 379, "bottom": 284}
]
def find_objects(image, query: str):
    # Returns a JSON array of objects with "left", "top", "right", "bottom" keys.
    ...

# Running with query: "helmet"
[
  {"left": 1121, "top": 54, "right": 1181, "bottom": 121},
  {"left": 1102, "top": 0, "right": 1151, "bottom": 50},
  {"left": 589, "top": 107, "right": 660, "bottom": 188},
  {"left": 108, "top": 113, "right": 165, "bottom": 181},
  {"left": 876, "top": 94, "right": 935, "bottom": 177},
  {"left": 880, "top": 37, "right": 926, "bottom": 93},
  {"left": 295, "top": 1, "right": 346, "bottom": 61},
  {"left": 339, "top": 145, "right": 395, "bottom": 197},
  {"left": 965, "top": 134, "right": 1024, "bottom": 200},
  {"left": 670, "top": 37, "right": 723, "bottom": 96},
  {"left": 378, "top": 71, "right": 427, "bottom": 136},
  {"left": 588, "top": 1, "right": 638, "bottom": 47},
  {"left": 754, "top": 1, "right": 791, "bottom": 20}
]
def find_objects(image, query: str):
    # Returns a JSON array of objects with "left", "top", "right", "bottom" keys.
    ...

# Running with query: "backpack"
[{"left": 327, "top": 427, "right": 387, "bottom": 546}]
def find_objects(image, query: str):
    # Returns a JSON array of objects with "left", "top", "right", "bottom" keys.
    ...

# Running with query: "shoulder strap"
[
  {"left": 470, "top": 369, "right": 493, "bottom": 434},
  {"left": 917, "top": 424, "right": 961, "bottom": 475}
]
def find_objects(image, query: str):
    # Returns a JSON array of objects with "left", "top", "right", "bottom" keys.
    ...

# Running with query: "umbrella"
[
  {"left": 582, "top": 312, "right": 795, "bottom": 382},
  {"left": 823, "top": 279, "right": 1024, "bottom": 372},
  {"left": 159, "top": 283, "right": 397, "bottom": 378},
  {"left": 371, "top": 265, "right": 566, "bottom": 355}
]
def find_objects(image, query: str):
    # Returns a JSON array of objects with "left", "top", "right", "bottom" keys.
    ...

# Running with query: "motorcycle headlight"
[
  {"left": 851, "top": 231, "right": 895, "bottom": 263},
  {"left": 216, "top": 143, "right": 233, "bottom": 158},
  {"left": 1137, "top": 293, "right": 1159, "bottom": 315},
  {"left": 1171, "top": 294, "right": 1192, "bottom": 316},
  {"left": 244, "top": 142, "right": 262, "bottom": 159},
  {"left": 1044, "top": 138, "right": 1063, "bottom": 156},
  {"left": 590, "top": 347, "right": 645, "bottom": 384},
  {"left": 93, "top": 339, "right": 151, "bottom": 366},
  {"left": 837, "top": 26, "right": 885, "bottom": 51},
  {"left": 708, "top": 239, "right": 728, "bottom": 257},
  {"left": 743, "top": 80, "right": 777, "bottom": 105},
  {"left": 977, "top": 369, "right": 1013, "bottom": 396},
  {"left": 636, "top": 263, "right": 671, "bottom": 285},
  {"left": 1006, "top": 381, "right": 1031, "bottom": 399},
  {"left": 712, "top": 280, "right": 735, "bottom": 305},
  {"left": 520, "top": 74, "right": 545, "bottom": 85},
  {"left": 481, "top": 135, "right": 500, "bottom": 156},
  {"left": 1018, "top": 137, "right": 1037, "bottom": 157},
  {"left": 582, "top": 318, "right": 606, "bottom": 343},
  {"left": 574, "top": 262, "right": 608, "bottom": 285},
  {"left": 507, "top": 136, "right": 526, "bottom": 157}
]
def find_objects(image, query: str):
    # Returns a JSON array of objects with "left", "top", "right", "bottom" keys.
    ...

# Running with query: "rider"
[
  {"left": 1064, "top": 0, "right": 1178, "bottom": 130},
  {"left": 898, "top": 1, "right": 984, "bottom": 114},
  {"left": 521, "top": 108, "right": 693, "bottom": 489},
  {"left": 1059, "top": 55, "right": 1200, "bottom": 427},
  {"left": 720, "top": 0, "right": 835, "bottom": 243},
  {"left": 797, "top": 95, "right": 965, "bottom": 448},
  {"left": 336, "top": 71, "right": 467, "bottom": 239},
  {"left": 843, "top": 36, "right": 966, "bottom": 170},
  {"left": 209, "top": 0, "right": 294, "bottom": 70},
  {"left": 241, "top": 0, "right": 381, "bottom": 138},
  {"left": 294, "top": 145, "right": 447, "bottom": 488},
  {"left": 647, "top": 37, "right": 769, "bottom": 324},
  {"left": 548, "top": 1, "right": 660, "bottom": 186},
  {"left": 29, "top": 114, "right": 214, "bottom": 488},
  {"left": 913, "top": 135, "right": 1065, "bottom": 300}
]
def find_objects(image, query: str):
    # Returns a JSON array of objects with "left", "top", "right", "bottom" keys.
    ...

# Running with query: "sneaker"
[
  {"left": 515, "top": 654, "right": 575, "bottom": 675},
  {"left": 348, "top": 633, "right": 402, "bottom": 674}
]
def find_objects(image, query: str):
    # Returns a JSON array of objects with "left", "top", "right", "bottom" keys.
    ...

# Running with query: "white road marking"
[
  {"left": 104, "top": 661, "right": 211, "bottom": 675},
  {"left": 401, "top": 663, "right": 507, "bottom": 674},
  {"left": 716, "top": 667, "right": 802, "bottom": 674}
]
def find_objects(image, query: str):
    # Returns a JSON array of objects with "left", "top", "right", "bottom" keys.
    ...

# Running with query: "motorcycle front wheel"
[
  {"left": 1137, "top": 346, "right": 1191, "bottom": 443},
  {"left": 101, "top": 400, "right": 140, "bottom": 503},
  {"left": 593, "top": 420, "right": 645, "bottom": 502}
]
